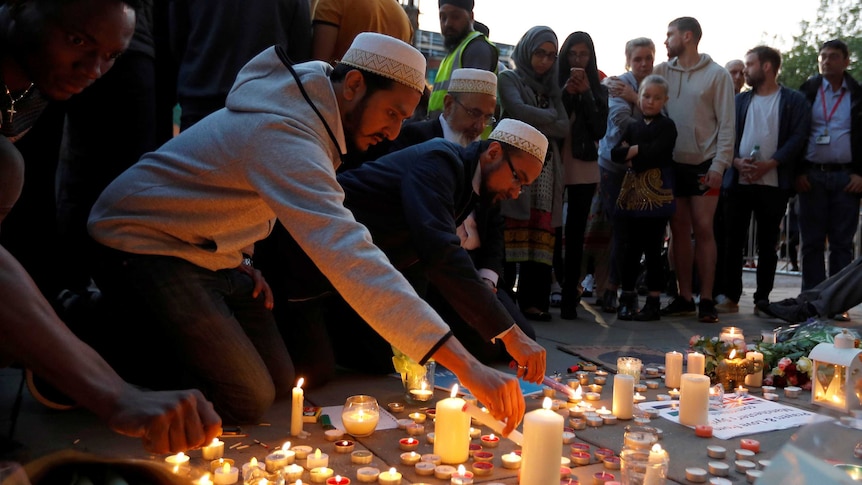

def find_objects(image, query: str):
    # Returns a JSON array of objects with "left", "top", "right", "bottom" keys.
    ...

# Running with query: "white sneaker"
[
  {"left": 581, "top": 274, "right": 595, "bottom": 293},
  {"left": 714, "top": 300, "right": 739, "bottom": 313}
]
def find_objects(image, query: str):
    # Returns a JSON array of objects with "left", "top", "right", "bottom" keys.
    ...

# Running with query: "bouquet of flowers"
[
  {"left": 688, "top": 334, "right": 747, "bottom": 383},
  {"left": 764, "top": 355, "right": 812, "bottom": 388}
]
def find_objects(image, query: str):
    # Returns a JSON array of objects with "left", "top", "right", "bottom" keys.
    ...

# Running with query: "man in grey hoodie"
[
  {"left": 88, "top": 33, "right": 534, "bottom": 431},
  {"left": 652, "top": 17, "right": 735, "bottom": 324}
]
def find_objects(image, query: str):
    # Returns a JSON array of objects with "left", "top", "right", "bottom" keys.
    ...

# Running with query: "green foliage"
[{"left": 770, "top": 0, "right": 861, "bottom": 89}]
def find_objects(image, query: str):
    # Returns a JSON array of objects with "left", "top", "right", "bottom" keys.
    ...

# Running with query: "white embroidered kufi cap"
[
  {"left": 340, "top": 32, "right": 427, "bottom": 94},
  {"left": 448, "top": 68, "right": 497, "bottom": 96},
  {"left": 488, "top": 119, "right": 548, "bottom": 165}
]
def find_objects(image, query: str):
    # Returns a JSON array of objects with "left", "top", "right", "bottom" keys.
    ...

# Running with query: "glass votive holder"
[
  {"left": 618, "top": 357, "right": 643, "bottom": 385},
  {"left": 620, "top": 448, "right": 668, "bottom": 485},
  {"left": 404, "top": 360, "right": 436, "bottom": 404},
  {"left": 342, "top": 395, "right": 380, "bottom": 437}
]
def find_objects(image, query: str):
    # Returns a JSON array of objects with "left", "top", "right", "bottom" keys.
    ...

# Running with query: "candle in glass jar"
[
  {"left": 665, "top": 351, "right": 683, "bottom": 389},
  {"left": 520, "top": 397, "right": 564, "bottom": 484},
  {"left": 719, "top": 326, "right": 744, "bottom": 345},
  {"left": 342, "top": 409, "right": 379, "bottom": 436}
]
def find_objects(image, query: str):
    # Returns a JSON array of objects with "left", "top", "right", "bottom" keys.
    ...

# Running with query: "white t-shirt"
[{"left": 739, "top": 90, "right": 781, "bottom": 187}]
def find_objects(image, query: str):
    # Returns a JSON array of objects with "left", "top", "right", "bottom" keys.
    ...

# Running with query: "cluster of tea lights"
[{"left": 684, "top": 439, "right": 770, "bottom": 483}]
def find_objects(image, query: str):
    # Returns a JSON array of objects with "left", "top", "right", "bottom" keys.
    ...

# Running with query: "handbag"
[{"left": 616, "top": 167, "right": 675, "bottom": 218}]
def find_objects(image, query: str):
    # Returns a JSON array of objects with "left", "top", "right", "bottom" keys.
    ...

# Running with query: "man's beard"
[
  {"left": 453, "top": 130, "right": 478, "bottom": 147},
  {"left": 443, "top": 26, "right": 471, "bottom": 51}
]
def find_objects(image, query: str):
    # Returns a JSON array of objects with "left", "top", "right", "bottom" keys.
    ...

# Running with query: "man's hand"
[
  {"left": 457, "top": 367, "right": 525, "bottom": 436},
  {"left": 745, "top": 159, "right": 778, "bottom": 183},
  {"left": 845, "top": 173, "right": 862, "bottom": 193},
  {"left": 500, "top": 326, "right": 546, "bottom": 383},
  {"left": 703, "top": 170, "right": 723, "bottom": 188},
  {"left": 795, "top": 174, "right": 811, "bottom": 193},
  {"left": 108, "top": 386, "right": 222, "bottom": 454},
  {"left": 237, "top": 264, "right": 274, "bottom": 310}
]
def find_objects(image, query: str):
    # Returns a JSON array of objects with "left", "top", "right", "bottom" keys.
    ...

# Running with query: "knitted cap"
[
  {"left": 489, "top": 119, "right": 548, "bottom": 165},
  {"left": 439, "top": 0, "right": 474, "bottom": 11},
  {"left": 448, "top": 68, "right": 497, "bottom": 96},
  {"left": 340, "top": 32, "right": 427, "bottom": 94}
]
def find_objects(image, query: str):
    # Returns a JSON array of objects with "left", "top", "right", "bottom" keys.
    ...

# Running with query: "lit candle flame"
[
  {"left": 457, "top": 464, "right": 466, "bottom": 474},
  {"left": 542, "top": 397, "right": 552, "bottom": 410},
  {"left": 651, "top": 443, "right": 663, "bottom": 453},
  {"left": 222, "top": 463, "right": 230, "bottom": 473},
  {"left": 450, "top": 384, "right": 459, "bottom": 398},
  {"left": 296, "top": 377, "right": 304, "bottom": 388},
  {"left": 729, "top": 349, "right": 737, "bottom": 359},
  {"left": 282, "top": 441, "right": 291, "bottom": 451}
]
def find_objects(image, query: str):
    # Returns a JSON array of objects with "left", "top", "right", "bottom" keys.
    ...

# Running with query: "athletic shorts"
[{"left": 673, "top": 160, "right": 721, "bottom": 197}]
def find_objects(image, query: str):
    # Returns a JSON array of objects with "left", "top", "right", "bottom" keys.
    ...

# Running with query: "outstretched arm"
[{"left": 0, "top": 245, "right": 222, "bottom": 453}]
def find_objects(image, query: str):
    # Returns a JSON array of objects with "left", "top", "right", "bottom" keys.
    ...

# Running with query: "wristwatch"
[{"left": 242, "top": 253, "right": 254, "bottom": 268}]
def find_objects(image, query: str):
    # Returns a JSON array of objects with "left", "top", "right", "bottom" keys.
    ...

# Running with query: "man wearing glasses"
[{"left": 318, "top": 118, "right": 549, "bottom": 372}]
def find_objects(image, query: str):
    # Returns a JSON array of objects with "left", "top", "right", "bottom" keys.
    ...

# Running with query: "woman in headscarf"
[
  {"left": 555, "top": 31, "right": 609, "bottom": 320},
  {"left": 498, "top": 26, "right": 568, "bottom": 321}
]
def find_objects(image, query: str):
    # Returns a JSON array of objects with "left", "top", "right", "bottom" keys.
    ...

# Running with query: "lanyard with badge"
[{"left": 816, "top": 84, "right": 846, "bottom": 145}]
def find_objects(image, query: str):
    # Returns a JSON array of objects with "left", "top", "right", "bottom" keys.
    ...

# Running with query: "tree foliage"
[{"left": 769, "top": 0, "right": 861, "bottom": 89}]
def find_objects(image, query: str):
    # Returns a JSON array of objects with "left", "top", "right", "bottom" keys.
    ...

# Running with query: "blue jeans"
[
  {"left": 798, "top": 168, "right": 861, "bottom": 290},
  {"left": 92, "top": 249, "right": 295, "bottom": 424}
]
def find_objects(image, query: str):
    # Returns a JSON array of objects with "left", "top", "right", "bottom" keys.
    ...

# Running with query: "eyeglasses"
[
  {"left": 504, "top": 153, "right": 528, "bottom": 193},
  {"left": 452, "top": 97, "right": 496, "bottom": 125},
  {"left": 532, "top": 49, "right": 558, "bottom": 61}
]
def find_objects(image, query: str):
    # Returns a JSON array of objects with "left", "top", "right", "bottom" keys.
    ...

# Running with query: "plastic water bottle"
[{"left": 749, "top": 144, "right": 761, "bottom": 161}]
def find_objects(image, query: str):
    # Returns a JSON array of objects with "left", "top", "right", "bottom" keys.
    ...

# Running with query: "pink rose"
[
  {"left": 690, "top": 335, "right": 702, "bottom": 347},
  {"left": 777, "top": 357, "right": 792, "bottom": 372}
]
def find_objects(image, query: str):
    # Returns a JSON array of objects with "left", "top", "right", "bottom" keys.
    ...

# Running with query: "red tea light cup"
[
  {"left": 571, "top": 451, "right": 591, "bottom": 466},
  {"left": 594, "top": 448, "right": 614, "bottom": 461},
  {"left": 571, "top": 443, "right": 590, "bottom": 454},
  {"left": 694, "top": 425, "right": 713, "bottom": 438},
  {"left": 327, "top": 476, "right": 351, "bottom": 485},
  {"left": 593, "top": 471, "right": 615, "bottom": 484},
  {"left": 399, "top": 437, "right": 419, "bottom": 451},
  {"left": 335, "top": 440, "right": 355, "bottom": 453},
  {"left": 480, "top": 434, "right": 500, "bottom": 448},
  {"left": 560, "top": 465, "right": 572, "bottom": 478},
  {"left": 468, "top": 443, "right": 482, "bottom": 457},
  {"left": 740, "top": 439, "right": 760, "bottom": 453},
  {"left": 471, "top": 462, "right": 493, "bottom": 476},
  {"left": 472, "top": 451, "right": 494, "bottom": 463},
  {"left": 603, "top": 456, "right": 621, "bottom": 470}
]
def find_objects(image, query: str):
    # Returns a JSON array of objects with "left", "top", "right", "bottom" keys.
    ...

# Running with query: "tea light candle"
[
  {"left": 426, "top": 432, "right": 435, "bottom": 444},
  {"left": 388, "top": 402, "right": 405, "bottom": 413},
  {"left": 399, "top": 437, "right": 419, "bottom": 451},
  {"left": 594, "top": 376, "right": 607, "bottom": 385},
  {"left": 710, "top": 478, "right": 732, "bottom": 485},
  {"left": 585, "top": 392, "right": 601, "bottom": 401},
  {"left": 645, "top": 367, "right": 659, "bottom": 376},
  {"left": 450, "top": 465, "right": 473, "bottom": 485},
  {"left": 349, "top": 450, "right": 373, "bottom": 465},
  {"left": 633, "top": 392, "right": 646, "bottom": 404},
  {"left": 685, "top": 467, "right": 707, "bottom": 483},
  {"left": 480, "top": 433, "right": 500, "bottom": 448},
  {"left": 201, "top": 439, "right": 225, "bottom": 460},
  {"left": 746, "top": 469, "right": 764, "bottom": 483},
  {"left": 634, "top": 383, "right": 648, "bottom": 393},
  {"left": 577, "top": 372, "right": 590, "bottom": 385},
  {"left": 335, "top": 440, "right": 355, "bottom": 453},
  {"left": 593, "top": 471, "right": 615, "bottom": 485},
  {"left": 735, "top": 385, "right": 749, "bottom": 397},
  {"left": 325, "top": 429, "right": 345, "bottom": 441},
  {"left": 212, "top": 462, "right": 239, "bottom": 485},
  {"left": 396, "top": 418, "right": 414, "bottom": 429},
  {"left": 602, "top": 414, "right": 618, "bottom": 425},
  {"left": 415, "top": 462, "right": 436, "bottom": 476},
  {"left": 209, "top": 458, "right": 235, "bottom": 473},
  {"left": 420, "top": 453, "right": 442, "bottom": 464},
  {"left": 695, "top": 424, "right": 713, "bottom": 438},
  {"left": 356, "top": 467, "right": 380, "bottom": 483},
  {"left": 562, "top": 430, "right": 577, "bottom": 443},
  {"left": 435, "top": 386, "right": 470, "bottom": 465},
  {"left": 707, "top": 445, "right": 726, "bottom": 459},
  {"left": 292, "top": 445, "right": 313, "bottom": 459},
  {"left": 400, "top": 451, "right": 421, "bottom": 466},
  {"left": 603, "top": 456, "right": 621, "bottom": 470},
  {"left": 307, "top": 449, "right": 330, "bottom": 469},
  {"left": 594, "top": 448, "right": 614, "bottom": 461},
  {"left": 586, "top": 414, "right": 604, "bottom": 427},
  {"left": 468, "top": 427, "right": 481, "bottom": 439},
  {"left": 560, "top": 465, "right": 573, "bottom": 478},
  {"left": 784, "top": 386, "right": 801, "bottom": 398},
  {"left": 740, "top": 438, "right": 760, "bottom": 453},
  {"left": 378, "top": 467, "right": 402, "bottom": 485},
  {"left": 241, "top": 458, "right": 264, "bottom": 482},
  {"left": 165, "top": 452, "right": 190, "bottom": 467},
  {"left": 708, "top": 461, "right": 729, "bottom": 476},
  {"left": 327, "top": 476, "right": 351, "bottom": 485},
  {"left": 472, "top": 451, "right": 493, "bottom": 462},
  {"left": 634, "top": 416, "right": 651, "bottom": 426},
  {"left": 502, "top": 452, "right": 522, "bottom": 469},
  {"left": 571, "top": 451, "right": 591, "bottom": 466},
  {"left": 265, "top": 448, "right": 291, "bottom": 472},
  {"left": 761, "top": 385, "right": 776, "bottom": 394},
  {"left": 665, "top": 351, "right": 683, "bottom": 389},
  {"left": 471, "top": 461, "right": 493, "bottom": 476},
  {"left": 291, "top": 377, "right": 305, "bottom": 437},
  {"left": 468, "top": 443, "right": 482, "bottom": 456},
  {"left": 763, "top": 392, "right": 779, "bottom": 401},
  {"left": 310, "top": 467, "right": 335, "bottom": 483},
  {"left": 735, "top": 460, "right": 756, "bottom": 473},
  {"left": 646, "top": 380, "right": 660, "bottom": 389},
  {"left": 643, "top": 408, "right": 660, "bottom": 419},
  {"left": 668, "top": 388, "right": 680, "bottom": 399},
  {"left": 409, "top": 412, "right": 427, "bottom": 423},
  {"left": 735, "top": 448, "right": 756, "bottom": 460},
  {"left": 569, "top": 417, "right": 586, "bottom": 430},
  {"left": 656, "top": 394, "right": 671, "bottom": 401},
  {"left": 758, "top": 459, "right": 772, "bottom": 469},
  {"left": 434, "top": 465, "right": 456, "bottom": 480},
  {"left": 687, "top": 351, "right": 705, "bottom": 375},
  {"left": 409, "top": 384, "right": 434, "bottom": 402},
  {"left": 588, "top": 384, "right": 603, "bottom": 393},
  {"left": 284, "top": 464, "right": 304, "bottom": 482},
  {"left": 406, "top": 423, "right": 425, "bottom": 436}
]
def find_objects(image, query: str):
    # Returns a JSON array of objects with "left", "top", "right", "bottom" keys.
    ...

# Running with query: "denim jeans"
[
  {"left": 798, "top": 168, "right": 861, "bottom": 290},
  {"left": 724, "top": 185, "right": 789, "bottom": 303},
  {"left": 92, "top": 249, "right": 295, "bottom": 424}
]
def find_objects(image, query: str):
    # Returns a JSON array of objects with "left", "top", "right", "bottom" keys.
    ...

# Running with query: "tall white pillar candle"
[
  {"left": 612, "top": 374, "right": 635, "bottom": 420},
  {"left": 679, "top": 373, "right": 710, "bottom": 426},
  {"left": 744, "top": 351, "right": 764, "bottom": 387},
  {"left": 291, "top": 377, "right": 305, "bottom": 436},
  {"left": 665, "top": 351, "right": 683, "bottom": 389},
  {"left": 434, "top": 385, "right": 470, "bottom": 465},
  {"left": 687, "top": 352, "right": 705, "bottom": 376},
  {"left": 520, "top": 397, "right": 563, "bottom": 485}
]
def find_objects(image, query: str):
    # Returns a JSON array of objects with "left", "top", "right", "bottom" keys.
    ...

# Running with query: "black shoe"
[
  {"left": 601, "top": 289, "right": 619, "bottom": 313},
  {"left": 560, "top": 304, "right": 578, "bottom": 320},
  {"left": 634, "top": 296, "right": 662, "bottom": 321},
  {"left": 698, "top": 299, "right": 719, "bottom": 323},
  {"left": 753, "top": 299, "right": 775, "bottom": 318},
  {"left": 617, "top": 292, "right": 638, "bottom": 321},
  {"left": 767, "top": 300, "right": 817, "bottom": 324},
  {"left": 660, "top": 297, "right": 696, "bottom": 316},
  {"left": 560, "top": 288, "right": 579, "bottom": 320}
]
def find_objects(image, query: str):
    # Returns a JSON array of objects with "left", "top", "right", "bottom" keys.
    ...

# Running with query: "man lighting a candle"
[
  {"left": 307, "top": 117, "right": 548, "bottom": 381},
  {"left": 87, "top": 33, "right": 527, "bottom": 433}
]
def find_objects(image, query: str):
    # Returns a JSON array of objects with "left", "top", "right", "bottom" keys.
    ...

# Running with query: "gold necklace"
[{"left": 4, "top": 82, "right": 35, "bottom": 123}]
